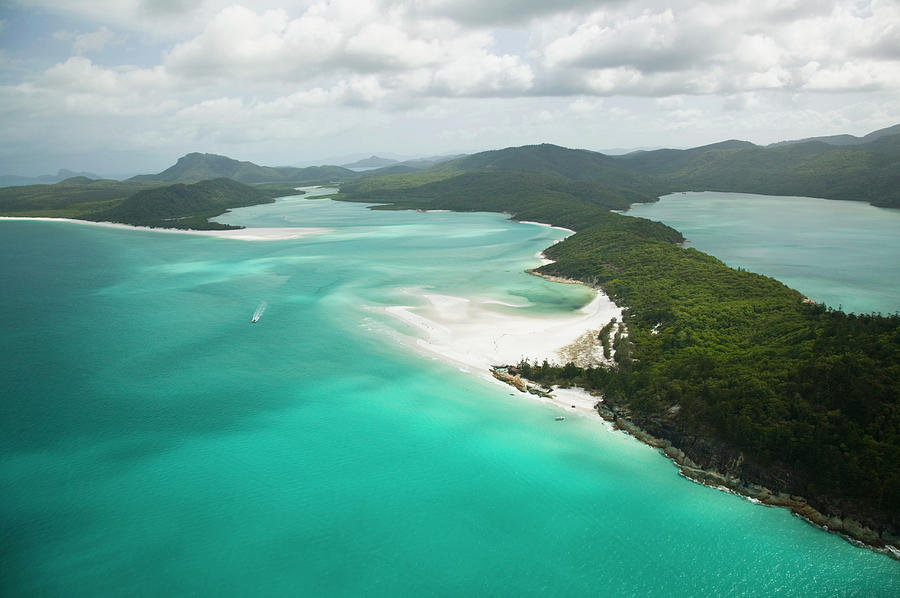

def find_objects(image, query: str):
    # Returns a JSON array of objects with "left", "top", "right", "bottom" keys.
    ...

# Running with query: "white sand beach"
[
  {"left": 385, "top": 290, "right": 621, "bottom": 371},
  {"left": 384, "top": 288, "right": 620, "bottom": 416},
  {"left": 0, "top": 217, "right": 331, "bottom": 240}
]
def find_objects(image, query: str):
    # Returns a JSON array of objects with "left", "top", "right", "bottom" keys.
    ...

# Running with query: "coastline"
[
  {"left": 0, "top": 216, "right": 331, "bottom": 241},
  {"left": 12, "top": 201, "right": 896, "bottom": 561},
  {"left": 491, "top": 234, "right": 900, "bottom": 561},
  {"left": 591, "top": 400, "right": 900, "bottom": 561}
]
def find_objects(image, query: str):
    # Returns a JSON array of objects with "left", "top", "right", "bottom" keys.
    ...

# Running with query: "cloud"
[
  {"left": 2, "top": 0, "right": 899, "bottom": 174},
  {"left": 532, "top": 0, "right": 900, "bottom": 96},
  {"left": 160, "top": 2, "right": 535, "bottom": 99},
  {"left": 73, "top": 27, "right": 114, "bottom": 55},
  {"left": 410, "top": 0, "right": 613, "bottom": 26}
]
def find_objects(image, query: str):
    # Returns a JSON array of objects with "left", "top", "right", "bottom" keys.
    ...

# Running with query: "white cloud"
[
  {"left": 73, "top": 27, "right": 114, "bottom": 55},
  {"left": 655, "top": 95, "right": 684, "bottom": 109},
  {"left": 2, "top": 0, "right": 899, "bottom": 173},
  {"left": 533, "top": 0, "right": 900, "bottom": 96}
]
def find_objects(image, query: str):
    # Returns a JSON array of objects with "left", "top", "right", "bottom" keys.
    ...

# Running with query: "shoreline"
[
  {"left": 591, "top": 401, "right": 900, "bottom": 561},
  {"left": 13, "top": 201, "right": 896, "bottom": 560},
  {"left": 489, "top": 364, "right": 899, "bottom": 561},
  {"left": 0, "top": 216, "right": 331, "bottom": 241},
  {"left": 479, "top": 218, "right": 900, "bottom": 561}
]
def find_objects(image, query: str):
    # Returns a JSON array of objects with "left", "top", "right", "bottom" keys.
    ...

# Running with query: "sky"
[{"left": 1, "top": 0, "right": 898, "bottom": 176}]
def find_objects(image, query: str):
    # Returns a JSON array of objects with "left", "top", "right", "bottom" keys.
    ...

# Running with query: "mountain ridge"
[{"left": 129, "top": 152, "right": 358, "bottom": 185}]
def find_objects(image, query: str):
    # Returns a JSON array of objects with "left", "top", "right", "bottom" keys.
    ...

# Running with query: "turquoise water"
[
  {"left": 1, "top": 195, "right": 898, "bottom": 596},
  {"left": 627, "top": 192, "right": 900, "bottom": 314}
]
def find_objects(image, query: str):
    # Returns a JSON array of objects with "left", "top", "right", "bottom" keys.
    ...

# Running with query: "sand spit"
[
  {"left": 385, "top": 290, "right": 621, "bottom": 374},
  {"left": 0, "top": 217, "right": 331, "bottom": 241}
]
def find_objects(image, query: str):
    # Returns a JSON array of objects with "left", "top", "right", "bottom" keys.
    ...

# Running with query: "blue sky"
[{"left": 1, "top": 0, "right": 898, "bottom": 176}]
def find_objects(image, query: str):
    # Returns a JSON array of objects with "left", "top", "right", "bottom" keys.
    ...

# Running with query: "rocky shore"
[
  {"left": 593, "top": 399, "right": 900, "bottom": 560},
  {"left": 491, "top": 365, "right": 900, "bottom": 561}
]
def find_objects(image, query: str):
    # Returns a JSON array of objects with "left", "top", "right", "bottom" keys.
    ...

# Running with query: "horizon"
[
  {"left": 2, "top": 1, "right": 899, "bottom": 176},
  {"left": 3, "top": 122, "right": 898, "bottom": 180}
]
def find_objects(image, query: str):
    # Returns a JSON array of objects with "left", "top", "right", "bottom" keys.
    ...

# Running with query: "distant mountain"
[
  {"left": 399, "top": 154, "right": 465, "bottom": 168},
  {"left": 436, "top": 143, "right": 654, "bottom": 193},
  {"left": 130, "top": 152, "right": 358, "bottom": 184},
  {"left": 341, "top": 155, "right": 399, "bottom": 169},
  {"left": 614, "top": 127, "right": 900, "bottom": 208},
  {"left": 768, "top": 124, "right": 900, "bottom": 147},
  {"left": 341, "top": 144, "right": 661, "bottom": 219},
  {"left": 0, "top": 168, "right": 101, "bottom": 188}
]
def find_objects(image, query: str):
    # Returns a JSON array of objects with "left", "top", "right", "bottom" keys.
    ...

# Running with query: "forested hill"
[
  {"left": 353, "top": 127, "right": 900, "bottom": 209},
  {"left": 130, "top": 152, "right": 358, "bottom": 185},
  {"left": 613, "top": 129, "right": 900, "bottom": 208},
  {"left": 91, "top": 178, "right": 274, "bottom": 229},
  {"left": 767, "top": 123, "right": 900, "bottom": 147},
  {"left": 0, "top": 177, "right": 279, "bottom": 230},
  {"left": 436, "top": 143, "right": 655, "bottom": 191}
]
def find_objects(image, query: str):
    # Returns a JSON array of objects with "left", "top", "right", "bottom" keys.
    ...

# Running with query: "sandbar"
[
  {"left": 384, "top": 288, "right": 620, "bottom": 416},
  {"left": 384, "top": 289, "right": 621, "bottom": 373}
]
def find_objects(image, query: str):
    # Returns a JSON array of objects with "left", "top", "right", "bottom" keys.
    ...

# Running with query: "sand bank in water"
[
  {"left": 0, "top": 217, "right": 330, "bottom": 241},
  {"left": 384, "top": 289, "right": 620, "bottom": 417},
  {"left": 386, "top": 291, "right": 620, "bottom": 371}
]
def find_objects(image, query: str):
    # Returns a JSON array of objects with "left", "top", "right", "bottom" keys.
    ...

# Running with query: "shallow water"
[
  {"left": 2, "top": 195, "right": 897, "bottom": 596},
  {"left": 627, "top": 192, "right": 900, "bottom": 314}
]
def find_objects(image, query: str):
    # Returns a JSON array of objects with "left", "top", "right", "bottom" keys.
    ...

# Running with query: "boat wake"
[{"left": 251, "top": 301, "right": 267, "bottom": 323}]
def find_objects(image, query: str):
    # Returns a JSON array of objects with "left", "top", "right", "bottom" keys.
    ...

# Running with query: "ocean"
[{"left": 2, "top": 192, "right": 897, "bottom": 596}]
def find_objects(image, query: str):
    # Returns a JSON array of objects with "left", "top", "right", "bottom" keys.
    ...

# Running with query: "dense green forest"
[
  {"left": 524, "top": 229, "right": 899, "bottom": 537},
  {"left": 339, "top": 142, "right": 900, "bottom": 548}
]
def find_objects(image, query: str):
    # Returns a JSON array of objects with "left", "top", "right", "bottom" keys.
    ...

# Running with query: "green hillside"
[
  {"left": 437, "top": 143, "right": 656, "bottom": 192},
  {"left": 616, "top": 134, "right": 900, "bottom": 208},
  {"left": 92, "top": 178, "right": 274, "bottom": 229},
  {"left": 0, "top": 178, "right": 164, "bottom": 218},
  {"left": 0, "top": 176, "right": 277, "bottom": 229}
]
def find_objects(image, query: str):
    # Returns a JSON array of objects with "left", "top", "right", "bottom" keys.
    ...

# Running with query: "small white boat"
[
  {"left": 251, "top": 301, "right": 267, "bottom": 323},
  {"left": 555, "top": 416, "right": 565, "bottom": 421}
]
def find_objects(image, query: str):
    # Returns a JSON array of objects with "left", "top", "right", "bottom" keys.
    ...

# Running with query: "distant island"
[
  {"left": 2, "top": 125, "right": 899, "bottom": 555},
  {"left": 0, "top": 168, "right": 102, "bottom": 188}
]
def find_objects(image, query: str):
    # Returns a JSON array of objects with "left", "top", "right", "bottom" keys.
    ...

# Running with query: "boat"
[
  {"left": 251, "top": 301, "right": 267, "bottom": 323},
  {"left": 555, "top": 416, "right": 565, "bottom": 421}
]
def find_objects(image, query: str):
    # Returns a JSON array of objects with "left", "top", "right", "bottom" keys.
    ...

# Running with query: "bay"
[
  {"left": 1, "top": 194, "right": 897, "bottom": 596},
  {"left": 626, "top": 192, "right": 900, "bottom": 314}
]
